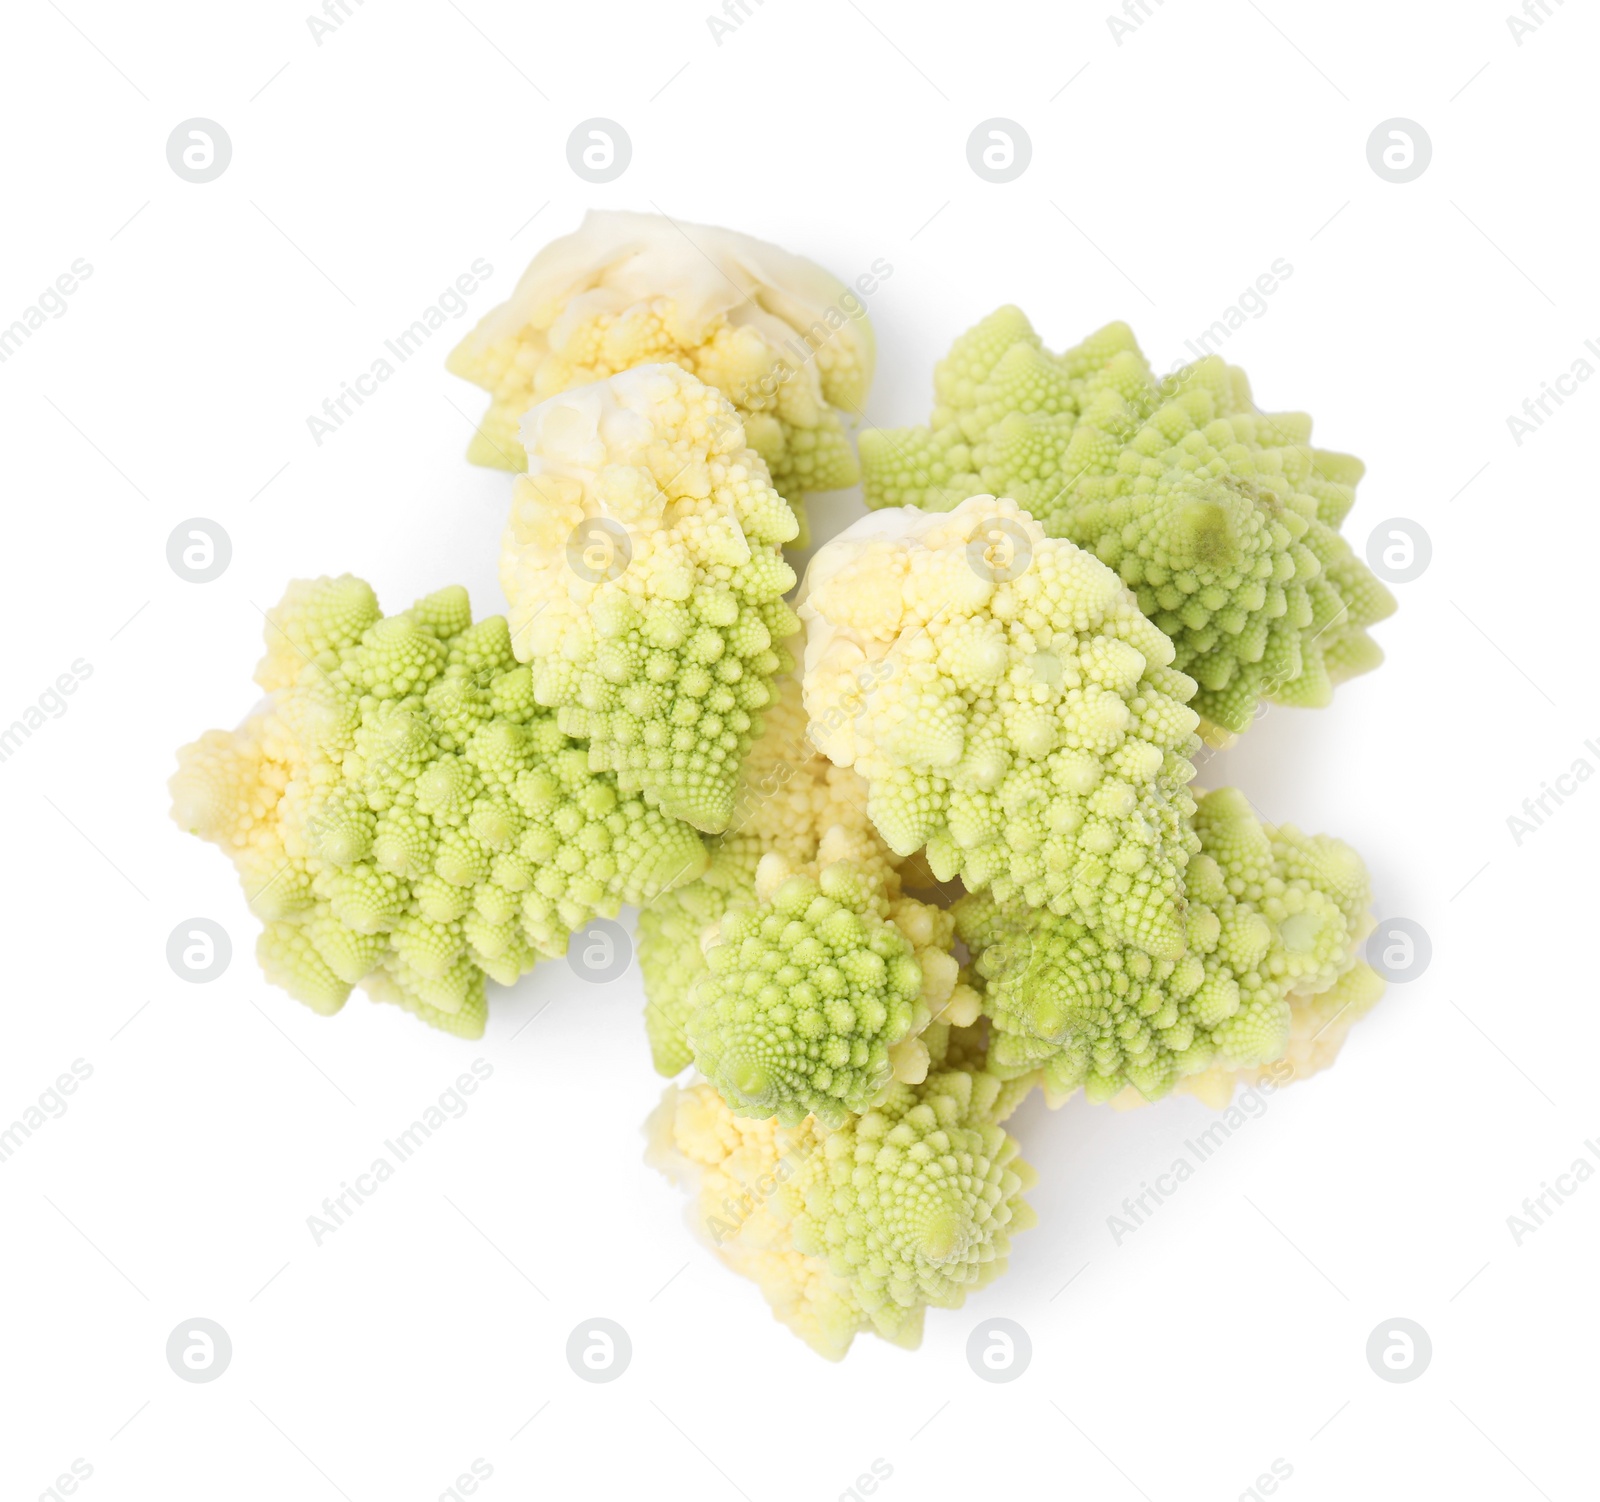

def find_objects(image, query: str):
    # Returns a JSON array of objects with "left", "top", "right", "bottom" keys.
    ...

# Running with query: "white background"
[{"left": 0, "top": 1, "right": 1593, "bottom": 1498}]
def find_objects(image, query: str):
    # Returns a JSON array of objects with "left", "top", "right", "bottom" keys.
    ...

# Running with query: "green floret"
[
  {"left": 170, "top": 574, "right": 707, "bottom": 1037},
  {"left": 858, "top": 307, "right": 1138, "bottom": 512},
  {"left": 785, "top": 1064, "right": 1038, "bottom": 1344},
  {"left": 637, "top": 841, "right": 759, "bottom": 1075},
  {"left": 688, "top": 863, "right": 927, "bottom": 1128},
  {"left": 956, "top": 787, "right": 1374, "bottom": 1102},
  {"left": 860, "top": 307, "right": 1395, "bottom": 736},
  {"left": 636, "top": 672, "right": 921, "bottom": 1082},
  {"left": 501, "top": 363, "right": 801, "bottom": 833}
]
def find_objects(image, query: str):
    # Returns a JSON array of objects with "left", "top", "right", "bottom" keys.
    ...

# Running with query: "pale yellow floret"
[
  {"left": 646, "top": 1082, "right": 868, "bottom": 1360},
  {"left": 448, "top": 210, "right": 876, "bottom": 537}
]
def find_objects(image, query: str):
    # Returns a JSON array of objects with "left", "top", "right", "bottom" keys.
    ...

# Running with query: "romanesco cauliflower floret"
[
  {"left": 645, "top": 1032, "right": 1035, "bottom": 1359},
  {"left": 1177, "top": 959, "right": 1387, "bottom": 1108},
  {"left": 638, "top": 679, "right": 978, "bottom": 1111},
  {"left": 647, "top": 1081, "right": 866, "bottom": 1359},
  {"left": 688, "top": 855, "right": 973, "bottom": 1128},
  {"left": 858, "top": 306, "right": 1133, "bottom": 512},
  {"left": 503, "top": 363, "right": 801, "bottom": 834},
  {"left": 170, "top": 575, "right": 707, "bottom": 1036},
  {"left": 786, "top": 1064, "right": 1037, "bottom": 1346},
  {"left": 637, "top": 676, "right": 861, "bottom": 1075},
  {"left": 860, "top": 307, "right": 1395, "bottom": 736},
  {"left": 799, "top": 494, "right": 1202, "bottom": 957},
  {"left": 1173, "top": 802, "right": 1385, "bottom": 1106},
  {"left": 639, "top": 843, "right": 762, "bottom": 1076},
  {"left": 447, "top": 210, "right": 875, "bottom": 543},
  {"left": 957, "top": 787, "right": 1379, "bottom": 1102}
]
